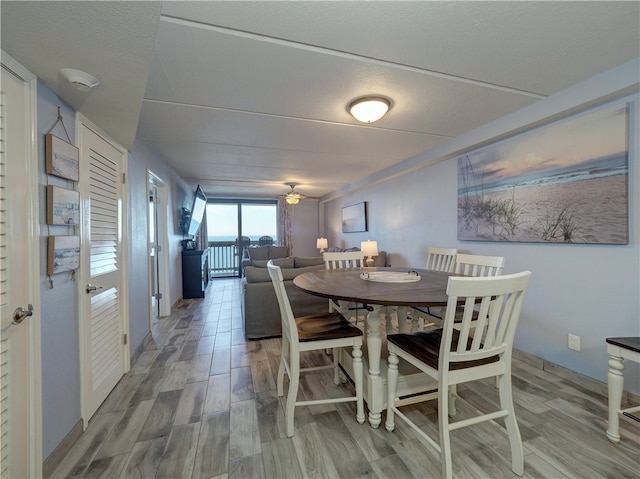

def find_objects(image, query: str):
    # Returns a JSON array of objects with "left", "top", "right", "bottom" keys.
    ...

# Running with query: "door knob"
[
  {"left": 13, "top": 304, "right": 34, "bottom": 325},
  {"left": 86, "top": 284, "right": 103, "bottom": 293}
]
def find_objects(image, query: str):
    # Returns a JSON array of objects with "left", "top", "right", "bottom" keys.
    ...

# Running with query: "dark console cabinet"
[{"left": 182, "top": 249, "right": 209, "bottom": 298}]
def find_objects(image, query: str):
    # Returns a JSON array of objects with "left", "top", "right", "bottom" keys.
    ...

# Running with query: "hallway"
[{"left": 49, "top": 278, "right": 639, "bottom": 478}]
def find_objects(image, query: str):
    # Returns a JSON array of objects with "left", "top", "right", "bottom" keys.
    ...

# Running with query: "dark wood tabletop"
[{"left": 293, "top": 267, "right": 452, "bottom": 307}]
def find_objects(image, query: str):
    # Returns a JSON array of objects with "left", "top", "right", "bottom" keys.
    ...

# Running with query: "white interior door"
[
  {"left": 148, "top": 172, "right": 170, "bottom": 319},
  {"left": 0, "top": 54, "right": 42, "bottom": 478},
  {"left": 148, "top": 184, "right": 159, "bottom": 319},
  {"left": 78, "top": 121, "right": 128, "bottom": 424}
]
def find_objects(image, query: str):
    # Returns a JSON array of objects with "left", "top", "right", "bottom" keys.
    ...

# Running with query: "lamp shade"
[
  {"left": 316, "top": 237, "right": 328, "bottom": 249},
  {"left": 348, "top": 97, "right": 390, "bottom": 123},
  {"left": 361, "top": 240, "right": 378, "bottom": 258}
]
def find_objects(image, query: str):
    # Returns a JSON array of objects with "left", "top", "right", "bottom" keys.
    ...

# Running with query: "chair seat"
[
  {"left": 387, "top": 329, "right": 498, "bottom": 370},
  {"left": 296, "top": 312, "right": 364, "bottom": 341}
]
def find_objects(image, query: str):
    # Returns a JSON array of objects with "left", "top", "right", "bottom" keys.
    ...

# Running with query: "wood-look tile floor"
[{"left": 50, "top": 278, "right": 640, "bottom": 479}]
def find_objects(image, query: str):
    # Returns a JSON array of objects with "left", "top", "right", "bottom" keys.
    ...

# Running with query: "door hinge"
[
  {"left": 123, "top": 334, "right": 128, "bottom": 345},
  {"left": 156, "top": 293, "right": 163, "bottom": 299},
  {"left": 157, "top": 245, "right": 161, "bottom": 252},
  {"left": 122, "top": 173, "right": 126, "bottom": 184}
]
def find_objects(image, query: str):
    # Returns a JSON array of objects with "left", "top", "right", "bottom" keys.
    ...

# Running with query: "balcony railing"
[
  {"left": 207, "top": 238, "right": 276, "bottom": 277},
  {"left": 207, "top": 241, "right": 239, "bottom": 276}
]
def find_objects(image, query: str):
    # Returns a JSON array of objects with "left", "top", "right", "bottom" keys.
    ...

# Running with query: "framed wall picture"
[
  {"left": 342, "top": 202, "right": 367, "bottom": 233},
  {"left": 47, "top": 235, "right": 80, "bottom": 275},
  {"left": 47, "top": 185, "right": 80, "bottom": 225},
  {"left": 46, "top": 133, "right": 80, "bottom": 181},
  {"left": 457, "top": 103, "right": 628, "bottom": 244}
]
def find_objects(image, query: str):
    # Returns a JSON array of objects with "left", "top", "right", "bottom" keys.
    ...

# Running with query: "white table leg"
[
  {"left": 606, "top": 353, "right": 624, "bottom": 443},
  {"left": 365, "top": 305, "right": 383, "bottom": 428},
  {"left": 397, "top": 306, "right": 409, "bottom": 333}
]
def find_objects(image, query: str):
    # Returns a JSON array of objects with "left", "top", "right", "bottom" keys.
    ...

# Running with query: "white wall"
[{"left": 322, "top": 59, "right": 640, "bottom": 394}]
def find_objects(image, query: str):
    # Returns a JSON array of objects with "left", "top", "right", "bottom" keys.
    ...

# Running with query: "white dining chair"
[
  {"left": 411, "top": 247, "right": 458, "bottom": 329},
  {"left": 418, "top": 253, "right": 507, "bottom": 328},
  {"left": 267, "top": 261, "right": 365, "bottom": 437},
  {"left": 386, "top": 271, "right": 532, "bottom": 479},
  {"left": 454, "top": 253, "right": 505, "bottom": 277},
  {"left": 323, "top": 250, "right": 366, "bottom": 270},
  {"left": 323, "top": 251, "right": 366, "bottom": 323}
]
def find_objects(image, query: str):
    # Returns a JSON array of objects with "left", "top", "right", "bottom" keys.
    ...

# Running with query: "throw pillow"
[
  {"left": 247, "top": 246, "right": 269, "bottom": 260},
  {"left": 372, "top": 251, "right": 388, "bottom": 267},
  {"left": 251, "top": 257, "right": 294, "bottom": 269},
  {"left": 271, "top": 257, "right": 294, "bottom": 268}
]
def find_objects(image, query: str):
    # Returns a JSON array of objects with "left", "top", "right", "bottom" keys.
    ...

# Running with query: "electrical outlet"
[{"left": 568, "top": 334, "right": 581, "bottom": 352}]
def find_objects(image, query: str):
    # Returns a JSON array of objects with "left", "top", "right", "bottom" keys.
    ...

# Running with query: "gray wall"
[
  {"left": 127, "top": 136, "right": 191, "bottom": 354},
  {"left": 38, "top": 84, "right": 82, "bottom": 459},
  {"left": 291, "top": 198, "right": 320, "bottom": 257},
  {"left": 322, "top": 59, "right": 640, "bottom": 394}
]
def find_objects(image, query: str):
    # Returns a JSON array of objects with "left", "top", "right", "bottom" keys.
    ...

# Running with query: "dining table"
[{"left": 293, "top": 266, "right": 453, "bottom": 428}]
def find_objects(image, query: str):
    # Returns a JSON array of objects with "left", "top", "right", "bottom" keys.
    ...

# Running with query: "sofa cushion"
[
  {"left": 252, "top": 257, "right": 294, "bottom": 269},
  {"left": 280, "top": 264, "right": 324, "bottom": 280},
  {"left": 244, "top": 266, "right": 271, "bottom": 283},
  {"left": 294, "top": 256, "right": 324, "bottom": 268},
  {"left": 247, "top": 246, "right": 269, "bottom": 260}
]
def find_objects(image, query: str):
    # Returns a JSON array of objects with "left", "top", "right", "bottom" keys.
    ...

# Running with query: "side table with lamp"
[{"left": 361, "top": 240, "right": 378, "bottom": 267}]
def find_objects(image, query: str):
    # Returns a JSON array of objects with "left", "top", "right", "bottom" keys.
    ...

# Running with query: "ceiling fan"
[{"left": 283, "top": 184, "right": 306, "bottom": 205}]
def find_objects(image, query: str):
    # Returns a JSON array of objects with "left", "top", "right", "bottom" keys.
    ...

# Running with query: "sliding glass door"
[{"left": 206, "top": 199, "right": 278, "bottom": 277}]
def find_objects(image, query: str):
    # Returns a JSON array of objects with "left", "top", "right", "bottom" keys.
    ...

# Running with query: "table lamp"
[
  {"left": 316, "top": 237, "right": 328, "bottom": 253},
  {"left": 361, "top": 240, "right": 378, "bottom": 267}
]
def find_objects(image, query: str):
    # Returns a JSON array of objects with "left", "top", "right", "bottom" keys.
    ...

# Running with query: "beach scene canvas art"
[
  {"left": 48, "top": 235, "right": 80, "bottom": 275},
  {"left": 46, "top": 133, "right": 80, "bottom": 181},
  {"left": 458, "top": 103, "right": 628, "bottom": 244},
  {"left": 47, "top": 185, "right": 80, "bottom": 225}
]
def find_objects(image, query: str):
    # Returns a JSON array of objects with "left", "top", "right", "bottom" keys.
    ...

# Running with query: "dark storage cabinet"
[{"left": 182, "top": 249, "right": 209, "bottom": 298}]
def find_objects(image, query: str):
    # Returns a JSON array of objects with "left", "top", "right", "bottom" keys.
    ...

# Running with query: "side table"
[{"left": 605, "top": 336, "right": 640, "bottom": 443}]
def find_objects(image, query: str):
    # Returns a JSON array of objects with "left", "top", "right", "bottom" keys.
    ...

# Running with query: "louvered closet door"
[
  {"left": 79, "top": 123, "right": 127, "bottom": 422},
  {"left": 1, "top": 59, "right": 38, "bottom": 478}
]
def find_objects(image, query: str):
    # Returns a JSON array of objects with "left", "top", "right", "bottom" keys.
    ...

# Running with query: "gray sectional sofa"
[
  {"left": 242, "top": 256, "right": 328, "bottom": 339},
  {"left": 241, "top": 250, "right": 389, "bottom": 339}
]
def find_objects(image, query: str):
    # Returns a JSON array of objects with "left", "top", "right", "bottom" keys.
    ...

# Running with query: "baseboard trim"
[
  {"left": 42, "top": 419, "right": 83, "bottom": 479},
  {"left": 513, "top": 348, "right": 640, "bottom": 405}
]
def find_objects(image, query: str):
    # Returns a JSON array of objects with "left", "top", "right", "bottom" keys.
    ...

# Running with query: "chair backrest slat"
[
  {"left": 442, "top": 271, "right": 531, "bottom": 366},
  {"left": 425, "top": 247, "right": 458, "bottom": 273},
  {"left": 454, "top": 253, "right": 505, "bottom": 277},
  {"left": 267, "top": 261, "right": 299, "bottom": 343},
  {"left": 323, "top": 251, "right": 365, "bottom": 270}
]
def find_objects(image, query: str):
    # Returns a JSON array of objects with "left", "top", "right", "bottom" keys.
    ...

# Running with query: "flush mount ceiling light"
[
  {"left": 284, "top": 184, "right": 306, "bottom": 205},
  {"left": 348, "top": 96, "right": 391, "bottom": 123},
  {"left": 60, "top": 68, "right": 100, "bottom": 92}
]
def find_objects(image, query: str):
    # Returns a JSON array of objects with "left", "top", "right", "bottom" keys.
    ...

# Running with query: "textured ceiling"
[{"left": 2, "top": 1, "right": 639, "bottom": 199}]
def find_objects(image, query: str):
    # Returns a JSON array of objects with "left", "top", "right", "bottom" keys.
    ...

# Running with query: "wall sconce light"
[
  {"left": 348, "top": 97, "right": 391, "bottom": 123},
  {"left": 316, "top": 237, "right": 328, "bottom": 253},
  {"left": 361, "top": 240, "right": 378, "bottom": 267}
]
